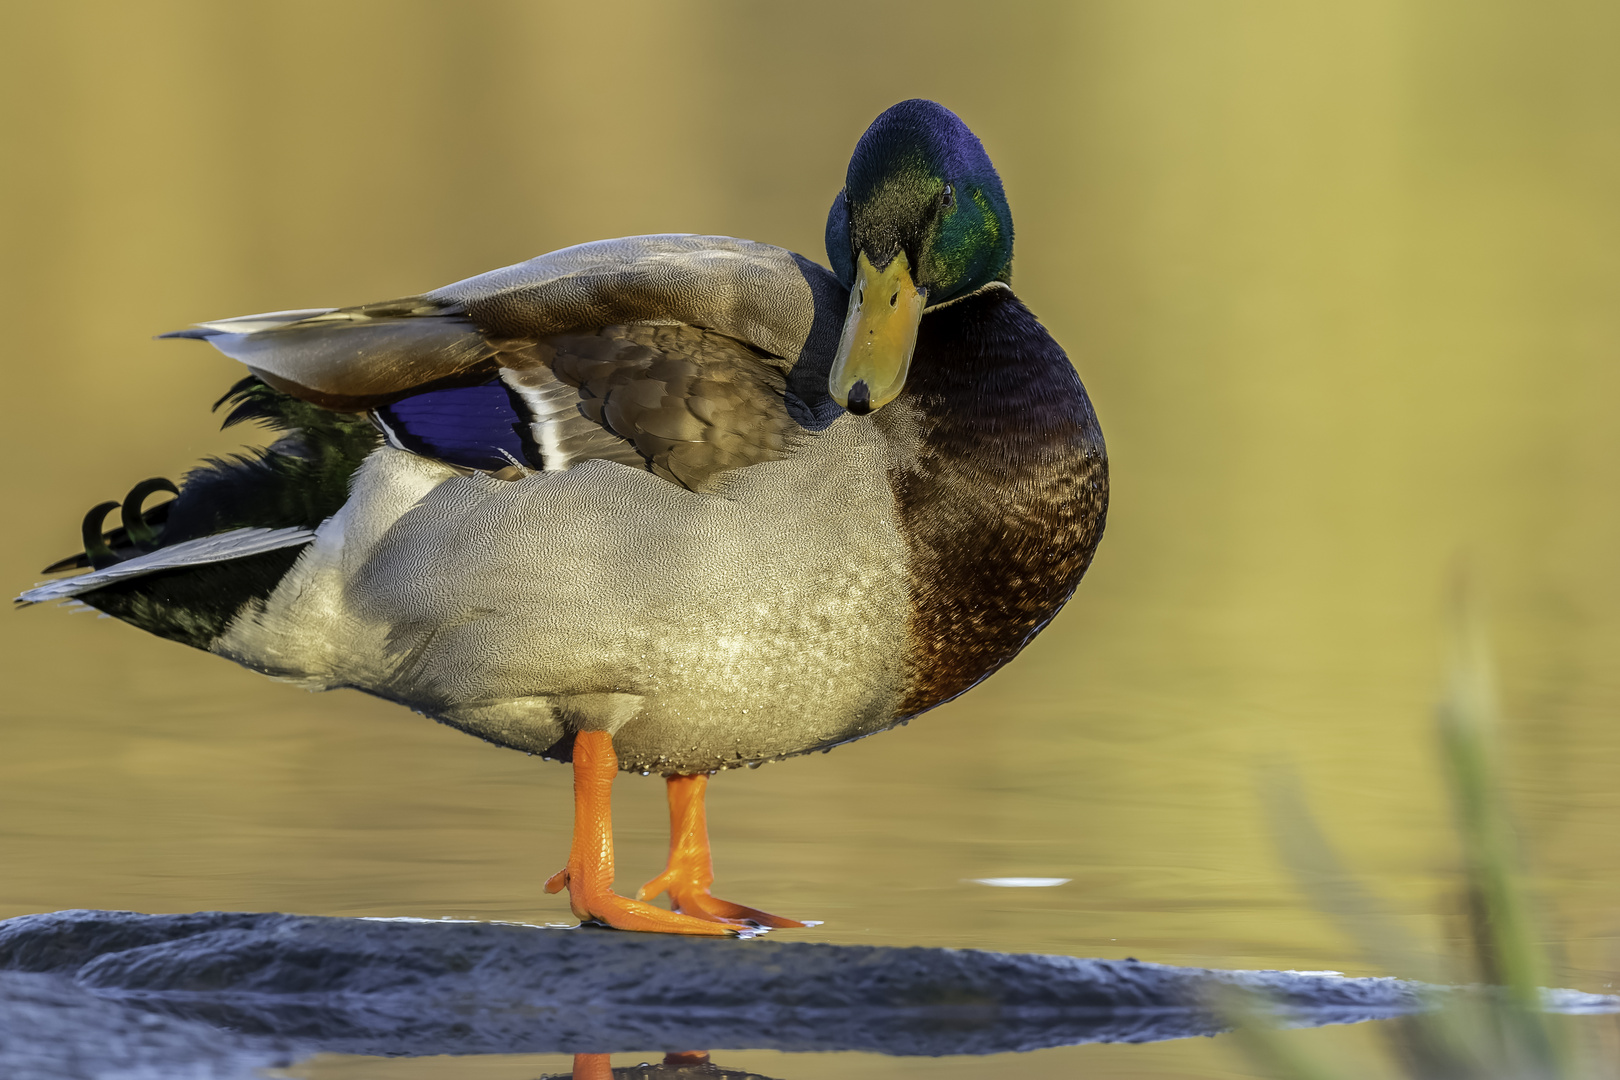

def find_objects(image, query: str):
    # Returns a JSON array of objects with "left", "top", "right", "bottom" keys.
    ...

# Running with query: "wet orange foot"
[
  {"left": 635, "top": 772, "right": 806, "bottom": 929},
  {"left": 545, "top": 731, "right": 734, "bottom": 936},
  {"left": 569, "top": 1051, "right": 709, "bottom": 1077}
]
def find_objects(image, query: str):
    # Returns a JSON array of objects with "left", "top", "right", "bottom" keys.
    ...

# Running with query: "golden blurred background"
[{"left": 2, "top": 2, "right": 1617, "bottom": 1077}]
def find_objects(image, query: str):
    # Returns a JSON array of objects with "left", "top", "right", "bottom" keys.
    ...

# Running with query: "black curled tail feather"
[
  {"left": 37, "top": 377, "right": 380, "bottom": 649},
  {"left": 45, "top": 487, "right": 176, "bottom": 573},
  {"left": 155, "top": 376, "right": 380, "bottom": 545}
]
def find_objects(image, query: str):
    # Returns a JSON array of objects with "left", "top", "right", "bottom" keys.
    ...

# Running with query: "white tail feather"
[
  {"left": 189, "top": 308, "right": 338, "bottom": 334},
  {"left": 18, "top": 527, "right": 315, "bottom": 605}
]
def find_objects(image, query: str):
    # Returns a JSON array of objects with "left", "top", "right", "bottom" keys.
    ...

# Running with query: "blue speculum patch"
[{"left": 373, "top": 381, "right": 538, "bottom": 471}]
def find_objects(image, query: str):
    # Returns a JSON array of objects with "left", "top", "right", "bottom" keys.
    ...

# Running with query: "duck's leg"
[
  {"left": 636, "top": 772, "right": 805, "bottom": 928},
  {"left": 543, "top": 731, "right": 733, "bottom": 936}
]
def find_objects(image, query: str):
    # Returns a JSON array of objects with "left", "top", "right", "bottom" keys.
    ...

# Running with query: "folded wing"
[{"left": 167, "top": 235, "right": 844, "bottom": 492}]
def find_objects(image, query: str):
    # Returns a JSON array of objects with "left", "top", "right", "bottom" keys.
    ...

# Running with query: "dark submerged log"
[{"left": 1, "top": 909, "right": 1613, "bottom": 1079}]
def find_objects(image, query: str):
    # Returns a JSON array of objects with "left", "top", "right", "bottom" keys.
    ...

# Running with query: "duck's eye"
[
  {"left": 941, "top": 184, "right": 955, "bottom": 209},
  {"left": 890, "top": 291, "right": 899, "bottom": 307}
]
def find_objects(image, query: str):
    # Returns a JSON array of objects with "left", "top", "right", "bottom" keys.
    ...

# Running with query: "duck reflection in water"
[{"left": 552, "top": 1051, "right": 780, "bottom": 1080}]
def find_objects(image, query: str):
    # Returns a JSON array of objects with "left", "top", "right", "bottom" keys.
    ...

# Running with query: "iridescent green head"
[
  {"left": 825, "top": 100, "right": 1014, "bottom": 413},
  {"left": 826, "top": 99, "right": 1013, "bottom": 304}
]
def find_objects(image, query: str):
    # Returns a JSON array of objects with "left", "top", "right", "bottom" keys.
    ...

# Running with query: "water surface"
[{"left": 2, "top": 3, "right": 1617, "bottom": 1076}]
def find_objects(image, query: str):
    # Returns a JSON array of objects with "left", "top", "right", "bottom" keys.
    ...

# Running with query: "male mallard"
[{"left": 20, "top": 100, "right": 1107, "bottom": 935}]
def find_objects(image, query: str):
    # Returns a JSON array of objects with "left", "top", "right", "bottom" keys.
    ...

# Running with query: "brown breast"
[{"left": 878, "top": 287, "right": 1109, "bottom": 717}]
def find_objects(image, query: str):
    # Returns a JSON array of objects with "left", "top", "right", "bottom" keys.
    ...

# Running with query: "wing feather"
[
  {"left": 160, "top": 235, "right": 837, "bottom": 491},
  {"left": 535, "top": 324, "right": 798, "bottom": 492},
  {"left": 162, "top": 235, "right": 833, "bottom": 411}
]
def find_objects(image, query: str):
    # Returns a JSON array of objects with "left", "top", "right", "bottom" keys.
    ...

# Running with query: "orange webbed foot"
[
  {"left": 636, "top": 869, "right": 805, "bottom": 929},
  {"left": 549, "top": 733, "right": 736, "bottom": 937},
  {"left": 547, "top": 866, "right": 736, "bottom": 935},
  {"left": 637, "top": 771, "right": 807, "bottom": 930}
]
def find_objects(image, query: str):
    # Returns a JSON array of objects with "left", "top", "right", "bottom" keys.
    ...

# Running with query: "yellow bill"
[{"left": 829, "top": 250, "right": 927, "bottom": 414}]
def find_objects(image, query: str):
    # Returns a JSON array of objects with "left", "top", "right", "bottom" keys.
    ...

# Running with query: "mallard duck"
[{"left": 20, "top": 100, "right": 1108, "bottom": 935}]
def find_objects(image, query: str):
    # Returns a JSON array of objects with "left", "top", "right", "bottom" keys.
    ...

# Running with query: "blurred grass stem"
[{"left": 1237, "top": 574, "right": 1586, "bottom": 1079}]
